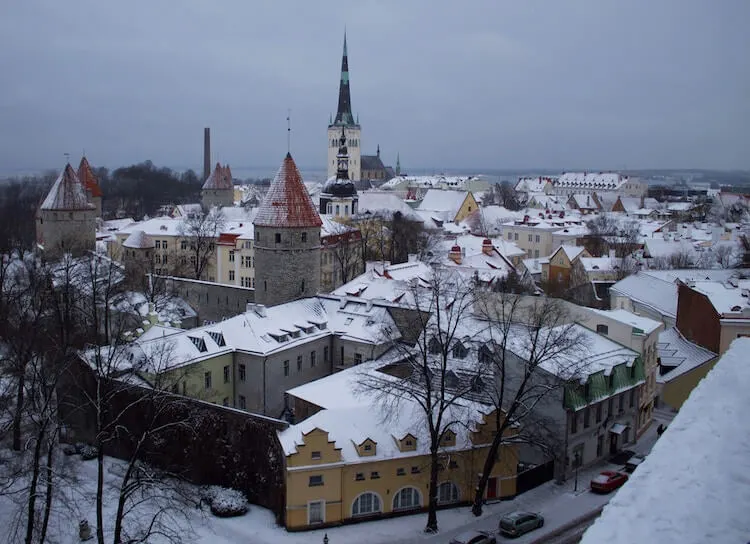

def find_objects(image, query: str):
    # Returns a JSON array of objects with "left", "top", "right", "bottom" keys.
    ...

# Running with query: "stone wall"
[
  {"left": 37, "top": 208, "right": 97, "bottom": 257},
  {"left": 164, "top": 275, "right": 254, "bottom": 324},
  {"left": 254, "top": 225, "right": 321, "bottom": 307}
]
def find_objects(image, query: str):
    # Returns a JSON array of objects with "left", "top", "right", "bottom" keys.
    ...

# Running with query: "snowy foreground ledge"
[{"left": 581, "top": 337, "right": 750, "bottom": 544}]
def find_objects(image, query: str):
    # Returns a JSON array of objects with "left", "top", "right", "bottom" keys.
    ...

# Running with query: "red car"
[{"left": 590, "top": 470, "right": 629, "bottom": 493}]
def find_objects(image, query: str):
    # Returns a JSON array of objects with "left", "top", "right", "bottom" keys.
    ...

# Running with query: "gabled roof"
[
  {"left": 40, "top": 164, "right": 93, "bottom": 211},
  {"left": 417, "top": 189, "right": 470, "bottom": 217},
  {"left": 78, "top": 156, "right": 103, "bottom": 198},
  {"left": 202, "top": 162, "right": 233, "bottom": 190},
  {"left": 361, "top": 154, "right": 386, "bottom": 171},
  {"left": 253, "top": 153, "right": 323, "bottom": 228},
  {"left": 550, "top": 244, "right": 587, "bottom": 262}
]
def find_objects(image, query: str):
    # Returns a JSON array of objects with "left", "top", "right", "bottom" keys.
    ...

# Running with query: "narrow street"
[{"left": 394, "top": 411, "right": 670, "bottom": 544}]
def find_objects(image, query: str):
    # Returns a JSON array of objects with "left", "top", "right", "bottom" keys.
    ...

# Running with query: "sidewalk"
[{"left": 416, "top": 413, "right": 668, "bottom": 544}]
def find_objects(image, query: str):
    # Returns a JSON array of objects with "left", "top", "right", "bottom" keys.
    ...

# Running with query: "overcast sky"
[{"left": 1, "top": 0, "right": 748, "bottom": 173}]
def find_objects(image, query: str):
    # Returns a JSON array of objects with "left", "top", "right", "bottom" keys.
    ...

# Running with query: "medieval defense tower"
[
  {"left": 327, "top": 33, "right": 361, "bottom": 182},
  {"left": 253, "top": 153, "right": 323, "bottom": 307}
]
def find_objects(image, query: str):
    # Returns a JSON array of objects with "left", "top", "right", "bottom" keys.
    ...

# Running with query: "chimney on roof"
[
  {"left": 449, "top": 245, "right": 462, "bottom": 265},
  {"left": 203, "top": 128, "right": 211, "bottom": 182},
  {"left": 482, "top": 238, "right": 493, "bottom": 256}
]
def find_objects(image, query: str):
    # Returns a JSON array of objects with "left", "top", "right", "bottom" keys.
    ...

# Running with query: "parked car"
[
  {"left": 590, "top": 470, "right": 629, "bottom": 493},
  {"left": 499, "top": 511, "right": 544, "bottom": 538},
  {"left": 609, "top": 449, "right": 635, "bottom": 465},
  {"left": 449, "top": 530, "right": 497, "bottom": 544},
  {"left": 624, "top": 453, "right": 646, "bottom": 473}
]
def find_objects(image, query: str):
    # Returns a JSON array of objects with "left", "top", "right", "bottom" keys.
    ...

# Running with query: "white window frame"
[
  {"left": 437, "top": 481, "right": 460, "bottom": 504},
  {"left": 392, "top": 487, "right": 422, "bottom": 511},
  {"left": 307, "top": 499, "right": 325, "bottom": 525},
  {"left": 351, "top": 491, "right": 382, "bottom": 517}
]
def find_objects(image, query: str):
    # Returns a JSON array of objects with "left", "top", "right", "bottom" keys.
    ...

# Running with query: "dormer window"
[
  {"left": 428, "top": 336, "right": 441, "bottom": 354},
  {"left": 478, "top": 344, "right": 493, "bottom": 364},
  {"left": 188, "top": 336, "right": 207, "bottom": 353},
  {"left": 452, "top": 342, "right": 468, "bottom": 359},
  {"left": 444, "top": 371, "right": 459, "bottom": 388},
  {"left": 441, "top": 430, "right": 456, "bottom": 447}
]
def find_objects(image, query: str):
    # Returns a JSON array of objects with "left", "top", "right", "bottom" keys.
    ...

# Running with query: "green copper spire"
[{"left": 333, "top": 32, "right": 355, "bottom": 126}]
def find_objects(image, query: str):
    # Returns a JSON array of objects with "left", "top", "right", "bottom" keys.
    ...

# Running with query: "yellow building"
[
  {"left": 656, "top": 327, "right": 718, "bottom": 411},
  {"left": 280, "top": 365, "right": 518, "bottom": 530},
  {"left": 541, "top": 245, "right": 591, "bottom": 287}
]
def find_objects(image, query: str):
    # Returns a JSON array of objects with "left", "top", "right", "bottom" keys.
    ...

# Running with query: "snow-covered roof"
[
  {"left": 656, "top": 327, "right": 716, "bottom": 382},
  {"left": 644, "top": 238, "right": 696, "bottom": 259},
  {"left": 509, "top": 323, "right": 638, "bottom": 380},
  {"left": 416, "top": 189, "right": 470, "bottom": 218},
  {"left": 356, "top": 191, "right": 423, "bottom": 222},
  {"left": 514, "top": 176, "right": 555, "bottom": 193},
  {"left": 122, "top": 230, "right": 155, "bottom": 249},
  {"left": 521, "top": 258, "right": 546, "bottom": 275},
  {"left": 121, "top": 296, "right": 398, "bottom": 372},
  {"left": 553, "top": 245, "right": 586, "bottom": 261},
  {"left": 610, "top": 272, "right": 679, "bottom": 319},
  {"left": 202, "top": 163, "right": 234, "bottom": 191},
  {"left": 40, "top": 164, "right": 94, "bottom": 211},
  {"left": 381, "top": 174, "right": 483, "bottom": 190},
  {"left": 666, "top": 201, "right": 695, "bottom": 212},
  {"left": 280, "top": 361, "right": 494, "bottom": 464},
  {"left": 568, "top": 193, "right": 599, "bottom": 210},
  {"left": 528, "top": 193, "right": 566, "bottom": 212},
  {"left": 687, "top": 280, "right": 750, "bottom": 316},
  {"left": 587, "top": 309, "right": 662, "bottom": 334},
  {"left": 579, "top": 257, "right": 619, "bottom": 272},
  {"left": 555, "top": 172, "right": 627, "bottom": 191},
  {"left": 253, "top": 153, "right": 322, "bottom": 229},
  {"left": 581, "top": 338, "right": 750, "bottom": 544}
]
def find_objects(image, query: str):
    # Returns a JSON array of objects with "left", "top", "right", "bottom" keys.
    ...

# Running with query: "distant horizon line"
[{"left": 2, "top": 164, "right": 749, "bottom": 178}]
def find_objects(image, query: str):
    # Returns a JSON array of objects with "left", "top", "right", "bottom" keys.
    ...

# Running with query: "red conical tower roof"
[
  {"left": 78, "top": 156, "right": 103, "bottom": 198},
  {"left": 253, "top": 153, "right": 322, "bottom": 228}
]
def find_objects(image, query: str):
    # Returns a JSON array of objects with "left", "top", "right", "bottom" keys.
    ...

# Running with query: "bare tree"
[
  {"left": 326, "top": 222, "right": 363, "bottom": 286},
  {"left": 470, "top": 294, "right": 588, "bottom": 516},
  {"left": 177, "top": 207, "right": 224, "bottom": 280},
  {"left": 714, "top": 243, "right": 739, "bottom": 269},
  {"left": 358, "top": 270, "right": 483, "bottom": 533}
]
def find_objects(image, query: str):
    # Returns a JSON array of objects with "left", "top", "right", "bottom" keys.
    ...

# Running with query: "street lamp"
[{"left": 573, "top": 451, "right": 581, "bottom": 493}]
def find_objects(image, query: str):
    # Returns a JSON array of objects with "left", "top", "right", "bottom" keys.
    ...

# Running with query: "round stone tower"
[
  {"left": 36, "top": 163, "right": 97, "bottom": 258},
  {"left": 253, "top": 153, "right": 322, "bottom": 307}
]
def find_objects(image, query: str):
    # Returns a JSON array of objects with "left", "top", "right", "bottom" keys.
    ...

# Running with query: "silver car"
[{"left": 499, "top": 511, "right": 544, "bottom": 538}]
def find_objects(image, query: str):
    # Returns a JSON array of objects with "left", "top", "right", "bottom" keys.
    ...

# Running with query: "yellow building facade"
[{"left": 282, "top": 411, "right": 518, "bottom": 530}]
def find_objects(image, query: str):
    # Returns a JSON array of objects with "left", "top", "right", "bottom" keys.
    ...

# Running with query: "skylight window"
[
  {"left": 207, "top": 331, "right": 226, "bottom": 347},
  {"left": 188, "top": 336, "right": 207, "bottom": 353},
  {"left": 345, "top": 317, "right": 354, "bottom": 325}
]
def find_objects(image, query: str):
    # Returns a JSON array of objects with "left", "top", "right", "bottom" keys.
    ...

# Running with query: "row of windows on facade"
[
  {"left": 330, "top": 139, "right": 360, "bottom": 148},
  {"left": 428, "top": 337, "right": 495, "bottom": 362},
  {"left": 255, "top": 231, "right": 313, "bottom": 244},
  {"left": 228, "top": 253, "right": 254, "bottom": 268},
  {"left": 280, "top": 348, "right": 336, "bottom": 376},
  {"left": 326, "top": 202, "right": 357, "bottom": 216},
  {"left": 570, "top": 390, "right": 635, "bottom": 435},
  {"left": 305, "top": 483, "right": 459, "bottom": 524},
  {"left": 507, "top": 232, "right": 542, "bottom": 243}
]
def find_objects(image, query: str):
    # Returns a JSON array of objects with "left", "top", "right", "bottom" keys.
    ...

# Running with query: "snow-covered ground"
[{"left": 0, "top": 413, "right": 667, "bottom": 544}]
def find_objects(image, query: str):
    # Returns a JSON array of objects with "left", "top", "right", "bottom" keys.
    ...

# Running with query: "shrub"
[
  {"left": 200, "top": 485, "right": 248, "bottom": 518},
  {"left": 80, "top": 445, "right": 99, "bottom": 461},
  {"left": 61, "top": 444, "right": 77, "bottom": 456}
]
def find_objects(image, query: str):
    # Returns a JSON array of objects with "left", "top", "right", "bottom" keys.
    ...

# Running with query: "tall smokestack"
[{"left": 203, "top": 128, "right": 211, "bottom": 181}]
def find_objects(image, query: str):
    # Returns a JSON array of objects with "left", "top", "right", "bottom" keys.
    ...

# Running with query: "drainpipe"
[{"left": 263, "top": 356, "right": 268, "bottom": 414}]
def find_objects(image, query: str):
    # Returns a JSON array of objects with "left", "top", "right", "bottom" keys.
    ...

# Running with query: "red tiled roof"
[
  {"left": 40, "top": 163, "right": 93, "bottom": 211},
  {"left": 78, "top": 156, "right": 103, "bottom": 198},
  {"left": 202, "top": 162, "right": 233, "bottom": 190},
  {"left": 253, "top": 153, "right": 323, "bottom": 228},
  {"left": 217, "top": 233, "right": 241, "bottom": 246}
]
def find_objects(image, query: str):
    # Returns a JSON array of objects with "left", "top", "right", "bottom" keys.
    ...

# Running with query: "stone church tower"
[
  {"left": 253, "top": 153, "right": 323, "bottom": 307},
  {"left": 327, "top": 33, "right": 361, "bottom": 182},
  {"left": 320, "top": 126, "right": 358, "bottom": 219},
  {"left": 36, "top": 163, "right": 97, "bottom": 258}
]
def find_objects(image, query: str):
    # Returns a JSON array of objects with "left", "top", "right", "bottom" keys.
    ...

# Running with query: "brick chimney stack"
[
  {"left": 482, "top": 238, "right": 494, "bottom": 256},
  {"left": 203, "top": 128, "right": 211, "bottom": 182},
  {"left": 449, "top": 245, "right": 462, "bottom": 265}
]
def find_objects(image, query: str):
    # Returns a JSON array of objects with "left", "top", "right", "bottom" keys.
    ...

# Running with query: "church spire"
[{"left": 333, "top": 32, "right": 355, "bottom": 126}]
